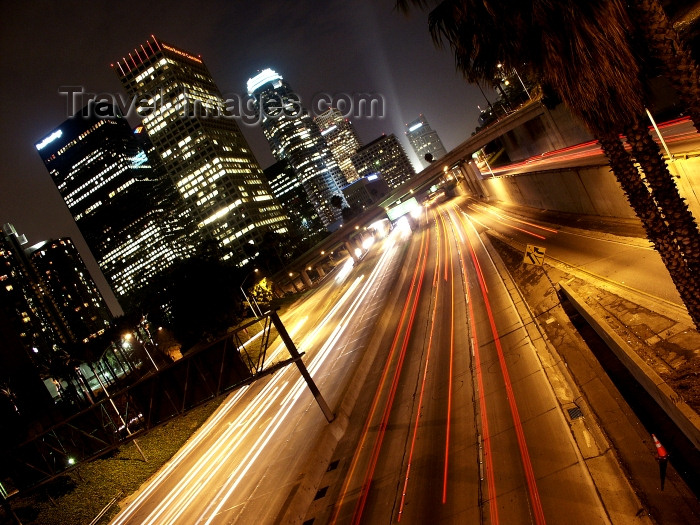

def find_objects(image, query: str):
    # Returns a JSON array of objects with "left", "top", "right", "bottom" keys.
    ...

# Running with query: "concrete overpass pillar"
[
  {"left": 464, "top": 161, "right": 490, "bottom": 199},
  {"left": 287, "top": 274, "right": 302, "bottom": 292},
  {"left": 344, "top": 240, "right": 361, "bottom": 262},
  {"left": 300, "top": 269, "right": 313, "bottom": 287},
  {"left": 316, "top": 265, "right": 326, "bottom": 277},
  {"left": 459, "top": 163, "right": 479, "bottom": 196}
]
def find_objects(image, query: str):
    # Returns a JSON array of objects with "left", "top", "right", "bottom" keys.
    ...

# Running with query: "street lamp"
[
  {"left": 240, "top": 269, "right": 263, "bottom": 318},
  {"left": 123, "top": 332, "right": 158, "bottom": 371}
]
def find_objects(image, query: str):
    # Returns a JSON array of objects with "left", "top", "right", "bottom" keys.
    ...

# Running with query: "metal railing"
[{"left": 3, "top": 311, "right": 303, "bottom": 492}]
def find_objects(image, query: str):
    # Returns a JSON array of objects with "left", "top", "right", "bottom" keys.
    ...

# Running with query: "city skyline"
[
  {"left": 248, "top": 68, "right": 347, "bottom": 228},
  {"left": 0, "top": 1, "right": 484, "bottom": 314},
  {"left": 115, "top": 38, "right": 290, "bottom": 266}
]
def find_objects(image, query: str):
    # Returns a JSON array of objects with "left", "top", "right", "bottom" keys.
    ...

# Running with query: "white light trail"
[
  {"left": 113, "top": 225, "right": 406, "bottom": 525},
  {"left": 198, "top": 229, "right": 404, "bottom": 524}
]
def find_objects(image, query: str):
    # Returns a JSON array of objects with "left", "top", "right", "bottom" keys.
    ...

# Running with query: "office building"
[
  {"left": 0, "top": 224, "right": 67, "bottom": 365},
  {"left": 247, "top": 68, "right": 347, "bottom": 229},
  {"left": 351, "top": 134, "right": 415, "bottom": 189},
  {"left": 263, "top": 160, "right": 326, "bottom": 245},
  {"left": 342, "top": 174, "right": 390, "bottom": 212},
  {"left": 0, "top": 224, "right": 110, "bottom": 355},
  {"left": 36, "top": 104, "right": 195, "bottom": 303},
  {"left": 28, "top": 237, "right": 111, "bottom": 344},
  {"left": 0, "top": 225, "right": 112, "bottom": 416},
  {"left": 314, "top": 108, "right": 362, "bottom": 183},
  {"left": 405, "top": 114, "right": 447, "bottom": 169},
  {"left": 114, "top": 37, "right": 289, "bottom": 264}
]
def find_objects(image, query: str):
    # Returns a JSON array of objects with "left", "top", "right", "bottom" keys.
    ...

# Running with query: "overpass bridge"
[{"left": 275, "top": 99, "right": 551, "bottom": 290}]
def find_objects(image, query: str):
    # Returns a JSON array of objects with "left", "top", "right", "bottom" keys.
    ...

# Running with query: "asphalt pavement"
[{"left": 481, "top": 200, "right": 700, "bottom": 524}]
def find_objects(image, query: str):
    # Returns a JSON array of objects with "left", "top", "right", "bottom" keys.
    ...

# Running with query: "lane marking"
[
  {"left": 331, "top": 230, "right": 429, "bottom": 525},
  {"left": 462, "top": 212, "right": 547, "bottom": 525}
]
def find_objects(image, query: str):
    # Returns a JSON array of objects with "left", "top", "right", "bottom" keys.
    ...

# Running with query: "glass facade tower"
[
  {"left": 247, "top": 69, "right": 347, "bottom": 229},
  {"left": 28, "top": 237, "right": 112, "bottom": 344},
  {"left": 351, "top": 134, "right": 415, "bottom": 189},
  {"left": 263, "top": 160, "right": 326, "bottom": 245},
  {"left": 314, "top": 108, "right": 362, "bottom": 184},
  {"left": 405, "top": 114, "right": 448, "bottom": 169},
  {"left": 114, "top": 37, "right": 289, "bottom": 263},
  {"left": 36, "top": 104, "right": 195, "bottom": 303}
]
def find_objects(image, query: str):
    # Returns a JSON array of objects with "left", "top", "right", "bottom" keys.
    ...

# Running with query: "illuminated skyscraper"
[
  {"left": 36, "top": 104, "right": 195, "bottom": 304},
  {"left": 247, "top": 69, "right": 347, "bottom": 229},
  {"left": 114, "top": 37, "right": 289, "bottom": 263},
  {"left": 28, "top": 237, "right": 112, "bottom": 344},
  {"left": 351, "top": 134, "right": 415, "bottom": 189},
  {"left": 263, "top": 160, "right": 326, "bottom": 245},
  {"left": 314, "top": 108, "right": 362, "bottom": 184},
  {"left": 0, "top": 224, "right": 111, "bottom": 413},
  {"left": 1, "top": 224, "right": 110, "bottom": 358},
  {"left": 0, "top": 224, "right": 68, "bottom": 361},
  {"left": 405, "top": 114, "right": 447, "bottom": 169}
]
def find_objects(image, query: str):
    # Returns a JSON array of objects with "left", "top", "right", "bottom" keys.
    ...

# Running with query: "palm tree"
[
  {"left": 628, "top": 0, "right": 700, "bottom": 130},
  {"left": 397, "top": 0, "right": 700, "bottom": 328}
]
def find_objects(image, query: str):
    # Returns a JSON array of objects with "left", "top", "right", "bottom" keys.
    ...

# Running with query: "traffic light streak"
[
  {"left": 437, "top": 210, "right": 457, "bottom": 504},
  {"left": 351, "top": 228, "right": 430, "bottom": 524},
  {"left": 449, "top": 206, "right": 500, "bottom": 525},
  {"left": 397, "top": 213, "right": 443, "bottom": 520},
  {"left": 117, "top": 232, "right": 403, "bottom": 524},
  {"left": 466, "top": 203, "right": 549, "bottom": 240},
  {"left": 458, "top": 208, "right": 547, "bottom": 525},
  {"left": 331, "top": 228, "right": 430, "bottom": 525}
]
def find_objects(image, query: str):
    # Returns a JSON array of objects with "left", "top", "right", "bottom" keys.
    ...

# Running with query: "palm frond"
[{"left": 395, "top": 0, "right": 433, "bottom": 15}]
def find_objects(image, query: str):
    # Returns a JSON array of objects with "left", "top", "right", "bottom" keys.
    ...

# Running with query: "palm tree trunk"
[
  {"left": 599, "top": 132, "right": 700, "bottom": 328},
  {"left": 624, "top": 119, "right": 700, "bottom": 268},
  {"left": 629, "top": 0, "right": 700, "bottom": 130}
]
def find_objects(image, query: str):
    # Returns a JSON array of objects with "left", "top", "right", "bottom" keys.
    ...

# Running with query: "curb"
[
  {"left": 560, "top": 282, "right": 700, "bottom": 451},
  {"left": 481, "top": 233, "right": 653, "bottom": 525}
]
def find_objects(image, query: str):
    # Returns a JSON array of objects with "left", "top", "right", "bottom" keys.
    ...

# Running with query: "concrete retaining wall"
[
  {"left": 560, "top": 282, "right": 700, "bottom": 451},
  {"left": 670, "top": 157, "right": 700, "bottom": 223},
  {"left": 480, "top": 157, "right": 700, "bottom": 222}
]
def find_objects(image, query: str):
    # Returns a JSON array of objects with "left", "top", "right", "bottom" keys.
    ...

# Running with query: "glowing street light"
[
  {"left": 123, "top": 332, "right": 159, "bottom": 371},
  {"left": 241, "top": 269, "right": 263, "bottom": 318}
]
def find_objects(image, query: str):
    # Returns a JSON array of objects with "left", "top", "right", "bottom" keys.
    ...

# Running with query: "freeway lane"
[
  {"left": 109, "top": 223, "right": 412, "bottom": 524},
  {"left": 460, "top": 199, "right": 683, "bottom": 307},
  {"left": 486, "top": 116, "right": 700, "bottom": 177},
  {"left": 328, "top": 201, "right": 608, "bottom": 524},
  {"left": 449, "top": 205, "right": 606, "bottom": 524},
  {"left": 330, "top": 209, "right": 479, "bottom": 523}
]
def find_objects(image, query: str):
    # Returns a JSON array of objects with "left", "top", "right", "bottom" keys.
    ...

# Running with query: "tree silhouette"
[
  {"left": 397, "top": 0, "right": 700, "bottom": 328},
  {"left": 168, "top": 256, "right": 247, "bottom": 349}
]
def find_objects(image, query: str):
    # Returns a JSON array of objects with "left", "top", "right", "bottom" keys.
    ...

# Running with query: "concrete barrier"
[
  {"left": 481, "top": 154, "right": 700, "bottom": 223},
  {"left": 560, "top": 282, "right": 700, "bottom": 451}
]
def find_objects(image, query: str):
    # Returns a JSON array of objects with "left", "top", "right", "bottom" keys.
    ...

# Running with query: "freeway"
[
  {"left": 459, "top": 199, "right": 684, "bottom": 309},
  {"left": 327, "top": 201, "right": 610, "bottom": 524},
  {"left": 485, "top": 116, "right": 700, "bottom": 177},
  {"left": 108, "top": 192, "right": 695, "bottom": 524},
  {"left": 108, "top": 219, "right": 413, "bottom": 524}
]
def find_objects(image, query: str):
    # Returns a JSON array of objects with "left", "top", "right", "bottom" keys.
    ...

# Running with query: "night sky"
[{"left": 0, "top": 1, "right": 484, "bottom": 315}]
